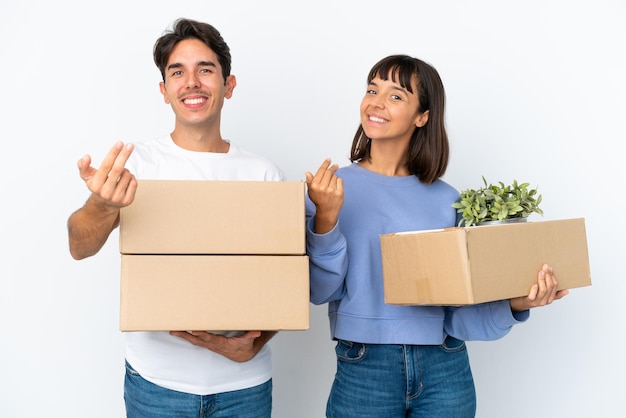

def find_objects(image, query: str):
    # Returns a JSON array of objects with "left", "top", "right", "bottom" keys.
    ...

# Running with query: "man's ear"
[
  {"left": 159, "top": 81, "right": 170, "bottom": 104},
  {"left": 415, "top": 110, "right": 429, "bottom": 128},
  {"left": 225, "top": 75, "right": 237, "bottom": 99}
]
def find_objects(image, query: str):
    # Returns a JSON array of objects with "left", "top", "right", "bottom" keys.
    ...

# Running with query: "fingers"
[
  {"left": 526, "top": 284, "right": 539, "bottom": 301},
  {"left": 528, "top": 264, "right": 560, "bottom": 307},
  {"left": 306, "top": 159, "right": 344, "bottom": 234},
  {"left": 539, "top": 264, "right": 558, "bottom": 305},
  {"left": 169, "top": 330, "right": 261, "bottom": 362},
  {"left": 511, "top": 264, "right": 567, "bottom": 312},
  {"left": 308, "top": 159, "right": 341, "bottom": 193},
  {"left": 313, "top": 158, "right": 332, "bottom": 177},
  {"left": 171, "top": 330, "right": 261, "bottom": 344},
  {"left": 91, "top": 142, "right": 134, "bottom": 191},
  {"left": 169, "top": 330, "right": 193, "bottom": 342},
  {"left": 336, "top": 177, "right": 344, "bottom": 194},
  {"left": 314, "top": 158, "right": 338, "bottom": 177},
  {"left": 81, "top": 142, "right": 136, "bottom": 207},
  {"left": 309, "top": 158, "right": 339, "bottom": 188},
  {"left": 110, "top": 170, "right": 138, "bottom": 207},
  {"left": 241, "top": 330, "right": 262, "bottom": 339},
  {"left": 304, "top": 160, "right": 326, "bottom": 185}
]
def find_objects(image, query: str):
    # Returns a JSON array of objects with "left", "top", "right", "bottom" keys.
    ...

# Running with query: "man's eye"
[
  {"left": 172, "top": 70, "right": 183, "bottom": 76},
  {"left": 200, "top": 68, "right": 213, "bottom": 74}
]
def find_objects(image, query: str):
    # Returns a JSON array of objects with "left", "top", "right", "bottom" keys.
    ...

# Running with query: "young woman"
[{"left": 305, "top": 54, "right": 568, "bottom": 418}]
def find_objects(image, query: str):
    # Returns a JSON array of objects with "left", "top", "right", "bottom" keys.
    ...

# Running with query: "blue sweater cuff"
[{"left": 492, "top": 299, "right": 530, "bottom": 328}]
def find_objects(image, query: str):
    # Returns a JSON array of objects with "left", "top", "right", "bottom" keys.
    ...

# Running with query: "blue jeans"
[
  {"left": 124, "top": 361, "right": 272, "bottom": 418},
  {"left": 326, "top": 337, "right": 476, "bottom": 418}
]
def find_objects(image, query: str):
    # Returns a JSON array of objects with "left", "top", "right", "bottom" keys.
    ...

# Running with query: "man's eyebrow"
[
  {"left": 166, "top": 61, "right": 217, "bottom": 71},
  {"left": 166, "top": 62, "right": 183, "bottom": 71},
  {"left": 197, "top": 60, "right": 216, "bottom": 68}
]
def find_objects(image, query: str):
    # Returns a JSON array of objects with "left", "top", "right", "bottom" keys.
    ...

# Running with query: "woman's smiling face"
[{"left": 360, "top": 73, "right": 428, "bottom": 144}]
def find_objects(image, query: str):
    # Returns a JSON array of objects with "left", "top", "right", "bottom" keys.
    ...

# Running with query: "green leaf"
[{"left": 451, "top": 176, "right": 544, "bottom": 225}]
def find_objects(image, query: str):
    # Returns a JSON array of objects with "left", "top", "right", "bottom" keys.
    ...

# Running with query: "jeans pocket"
[
  {"left": 441, "top": 336, "right": 466, "bottom": 353},
  {"left": 335, "top": 340, "right": 366, "bottom": 363},
  {"left": 125, "top": 360, "right": 141, "bottom": 376}
]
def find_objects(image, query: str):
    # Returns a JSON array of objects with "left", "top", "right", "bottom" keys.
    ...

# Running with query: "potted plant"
[{"left": 452, "top": 176, "right": 543, "bottom": 226}]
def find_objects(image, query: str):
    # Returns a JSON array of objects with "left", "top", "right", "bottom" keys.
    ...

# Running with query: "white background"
[{"left": 1, "top": 0, "right": 624, "bottom": 417}]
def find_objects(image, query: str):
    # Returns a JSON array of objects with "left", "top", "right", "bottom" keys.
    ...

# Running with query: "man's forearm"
[{"left": 68, "top": 196, "right": 119, "bottom": 260}]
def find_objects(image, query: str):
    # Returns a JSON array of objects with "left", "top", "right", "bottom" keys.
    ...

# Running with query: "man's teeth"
[{"left": 184, "top": 98, "right": 205, "bottom": 105}]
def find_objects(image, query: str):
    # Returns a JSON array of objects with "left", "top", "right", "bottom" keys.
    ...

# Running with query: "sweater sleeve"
[
  {"left": 305, "top": 197, "right": 349, "bottom": 305},
  {"left": 443, "top": 300, "right": 530, "bottom": 341}
]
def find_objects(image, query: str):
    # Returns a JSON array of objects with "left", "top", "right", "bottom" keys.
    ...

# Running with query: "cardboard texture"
[
  {"left": 119, "top": 180, "right": 306, "bottom": 255},
  {"left": 380, "top": 218, "right": 591, "bottom": 305},
  {"left": 120, "top": 255, "right": 310, "bottom": 331}
]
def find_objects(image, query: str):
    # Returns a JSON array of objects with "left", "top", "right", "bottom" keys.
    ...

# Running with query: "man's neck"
[{"left": 170, "top": 126, "right": 229, "bottom": 153}]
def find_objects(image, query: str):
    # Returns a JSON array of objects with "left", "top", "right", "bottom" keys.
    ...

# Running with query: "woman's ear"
[{"left": 415, "top": 110, "right": 429, "bottom": 128}]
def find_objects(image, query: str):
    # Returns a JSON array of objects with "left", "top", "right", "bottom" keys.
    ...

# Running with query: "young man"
[{"left": 67, "top": 18, "right": 283, "bottom": 417}]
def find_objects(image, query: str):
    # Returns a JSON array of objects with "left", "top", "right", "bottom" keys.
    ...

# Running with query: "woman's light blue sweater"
[{"left": 306, "top": 163, "right": 529, "bottom": 345}]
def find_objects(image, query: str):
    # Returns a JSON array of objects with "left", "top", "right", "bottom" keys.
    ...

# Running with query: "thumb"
[
  {"left": 304, "top": 171, "right": 313, "bottom": 184},
  {"left": 77, "top": 155, "right": 94, "bottom": 181},
  {"left": 527, "top": 284, "right": 539, "bottom": 301}
]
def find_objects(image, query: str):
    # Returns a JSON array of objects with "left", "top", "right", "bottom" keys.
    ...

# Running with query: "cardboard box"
[
  {"left": 119, "top": 180, "right": 305, "bottom": 255},
  {"left": 120, "top": 254, "right": 310, "bottom": 331},
  {"left": 380, "top": 218, "right": 591, "bottom": 305}
]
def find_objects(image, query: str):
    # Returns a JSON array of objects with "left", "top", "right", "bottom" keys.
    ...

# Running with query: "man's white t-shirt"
[{"left": 124, "top": 135, "right": 286, "bottom": 395}]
